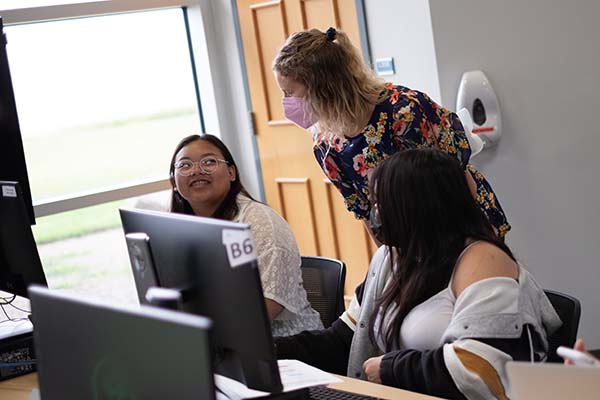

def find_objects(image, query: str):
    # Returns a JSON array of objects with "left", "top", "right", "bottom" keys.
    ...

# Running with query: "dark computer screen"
[
  {"left": 29, "top": 285, "right": 216, "bottom": 400},
  {"left": 0, "top": 181, "right": 46, "bottom": 297},
  {"left": 119, "top": 207, "right": 283, "bottom": 393},
  {"left": 0, "top": 17, "right": 35, "bottom": 225}
]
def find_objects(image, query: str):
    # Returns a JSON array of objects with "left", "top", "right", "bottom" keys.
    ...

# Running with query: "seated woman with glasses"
[
  {"left": 276, "top": 149, "right": 561, "bottom": 399},
  {"left": 169, "top": 134, "right": 323, "bottom": 336}
]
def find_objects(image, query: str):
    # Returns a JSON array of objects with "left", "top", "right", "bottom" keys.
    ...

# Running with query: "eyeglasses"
[{"left": 174, "top": 156, "right": 229, "bottom": 176}]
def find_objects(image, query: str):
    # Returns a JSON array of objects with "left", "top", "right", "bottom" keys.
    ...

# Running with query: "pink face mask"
[{"left": 282, "top": 96, "right": 317, "bottom": 129}]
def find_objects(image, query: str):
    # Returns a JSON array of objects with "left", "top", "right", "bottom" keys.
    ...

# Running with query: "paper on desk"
[
  {"left": 214, "top": 374, "right": 268, "bottom": 399},
  {"left": 278, "top": 359, "right": 342, "bottom": 391},
  {"left": 214, "top": 359, "right": 342, "bottom": 399}
]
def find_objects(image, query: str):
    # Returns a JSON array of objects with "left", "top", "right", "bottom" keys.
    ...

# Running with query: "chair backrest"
[
  {"left": 300, "top": 256, "right": 346, "bottom": 328},
  {"left": 544, "top": 289, "right": 581, "bottom": 362}
]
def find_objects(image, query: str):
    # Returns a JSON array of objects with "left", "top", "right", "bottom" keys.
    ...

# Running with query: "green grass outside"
[
  {"left": 50, "top": 269, "right": 130, "bottom": 290},
  {"left": 23, "top": 110, "right": 198, "bottom": 300},
  {"left": 27, "top": 109, "right": 198, "bottom": 244},
  {"left": 32, "top": 200, "right": 127, "bottom": 245},
  {"left": 24, "top": 109, "right": 199, "bottom": 200},
  {"left": 41, "top": 246, "right": 133, "bottom": 291}
]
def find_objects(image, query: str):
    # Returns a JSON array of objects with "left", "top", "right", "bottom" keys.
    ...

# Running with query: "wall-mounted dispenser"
[
  {"left": 456, "top": 70, "right": 501, "bottom": 148},
  {"left": 456, "top": 108, "right": 483, "bottom": 157}
]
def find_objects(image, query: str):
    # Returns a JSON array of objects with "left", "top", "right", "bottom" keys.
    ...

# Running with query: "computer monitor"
[
  {"left": 119, "top": 207, "right": 283, "bottom": 393},
  {"left": 124, "top": 232, "right": 160, "bottom": 306},
  {"left": 0, "top": 17, "right": 35, "bottom": 225},
  {"left": 29, "top": 285, "right": 216, "bottom": 400},
  {"left": 0, "top": 181, "right": 46, "bottom": 297}
]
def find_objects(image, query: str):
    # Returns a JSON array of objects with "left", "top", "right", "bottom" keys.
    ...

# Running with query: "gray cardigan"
[{"left": 346, "top": 246, "right": 562, "bottom": 386}]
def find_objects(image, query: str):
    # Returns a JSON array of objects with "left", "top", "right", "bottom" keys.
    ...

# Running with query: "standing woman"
[
  {"left": 273, "top": 27, "right": 510, "bottom": 237},
  {"left": 169, "top": 134, "right": 323, "bottom": 336}
]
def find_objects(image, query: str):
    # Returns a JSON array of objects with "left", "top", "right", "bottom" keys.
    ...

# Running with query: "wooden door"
[{"left": 236, "top": 0, "right": 376, "bottom": 298}]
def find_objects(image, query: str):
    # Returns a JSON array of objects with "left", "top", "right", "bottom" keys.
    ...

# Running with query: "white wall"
[
  {"left": 363, "top": 0, "right": 441, "bottom": 103},
  {"left": 366, "top": 0, "right": 600, "bottom": 347}
]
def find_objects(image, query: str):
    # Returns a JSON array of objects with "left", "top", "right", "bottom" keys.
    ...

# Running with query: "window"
[
  {"left": 1, "top": 0, "right": 254, "bottom": 304},
  {"left": 33, "top": 199, "right": 140, "bottom": 304},
  {"left": 2, "top": 5, "right": 203, "bottom": 303},
  {"left": 6, "top": 8, "right": 201, "bottom": 201}
]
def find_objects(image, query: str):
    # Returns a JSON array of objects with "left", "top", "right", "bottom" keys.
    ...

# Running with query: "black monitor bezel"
[
  {"left": 0, "top": 181, "right": 46, "bottom": 297},
  {"left": 119, "top": 207, "right": 283, "bottom": 393},
  {"left": 0, "top": 17, "right": 36, "bottom": 225}
]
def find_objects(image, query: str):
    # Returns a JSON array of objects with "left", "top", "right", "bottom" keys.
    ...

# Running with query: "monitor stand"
[
  {"left": 144, "top": 287, "right": 182, "bottom": 310},
  {"left": 145, "top": 286, "right": 309, "bottom": 399}
]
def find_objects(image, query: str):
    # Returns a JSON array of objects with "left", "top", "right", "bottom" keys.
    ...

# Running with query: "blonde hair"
[{"left": 273, "top": 28, "right": 385, "bottom": 141}]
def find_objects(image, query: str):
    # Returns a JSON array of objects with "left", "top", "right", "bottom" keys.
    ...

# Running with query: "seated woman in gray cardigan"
[{"left": 276, "top": 149, "right": 561, "bottom": 400}]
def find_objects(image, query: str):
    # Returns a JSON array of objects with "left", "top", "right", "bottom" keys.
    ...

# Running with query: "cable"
[
  {"left": 0, "top": 304, "right": 10, "bottom": 321},
  {"left": 0, "top": 303, "right": 31, "bottom": 324},
  {"left": 0, "top": 294, "right": 17, "bottom": 305},
  {"left": 8, "top": 302, "right": 31, "bottom": 314},
  {"left": 0, "top": 293, "right": 32, "bottom": 322},
  {"left": 0, "top": 317, "right": 29, "bottom": 325}
]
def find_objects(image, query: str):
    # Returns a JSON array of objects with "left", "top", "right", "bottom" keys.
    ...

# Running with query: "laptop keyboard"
[{"left": 308, "top": 386, "right": 383, "bottom": 400}]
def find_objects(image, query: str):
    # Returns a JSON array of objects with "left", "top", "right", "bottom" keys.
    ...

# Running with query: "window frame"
[{"left": 0, "top": 0, "right": 260, "bottom": 218}]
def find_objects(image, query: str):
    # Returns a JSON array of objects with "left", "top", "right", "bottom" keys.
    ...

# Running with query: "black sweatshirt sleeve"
[
  {"left": 380, "top": 346, "right": 466, "bottom": 400},
  {"left": 275, "top": 318, "right": 353, "bottom": 375},
  {"left": 379, "top": 329, "right": 535, "bottom": 399},
  {"left": 273, "top": 280, "right": 366, "bottom": 375}
]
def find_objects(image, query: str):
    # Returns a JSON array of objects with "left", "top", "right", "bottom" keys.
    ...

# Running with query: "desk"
[
  {"left": 0, "top": 373, "right": 37, "bottom": 400},
  {"left": 328, "top": 375, "right": 442, "bottom": 399},
  {"left": 0, "top": 373, "right": 443, "bottom": 400}
]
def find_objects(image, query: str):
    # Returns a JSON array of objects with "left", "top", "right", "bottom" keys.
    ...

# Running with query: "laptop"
[
  {"left": 29, "top": 286, "right": 216, "bottom": 400},
  {"left": 507, "top": 361, "right": 600, "bottom": 400}
]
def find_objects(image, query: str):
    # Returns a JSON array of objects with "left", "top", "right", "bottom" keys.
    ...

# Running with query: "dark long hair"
[
  {"left": 169, "top": 134, "right": 253, "bottom": 220},
  {"left": 368, "top": 149, "right": 515, "bottom": 351}
]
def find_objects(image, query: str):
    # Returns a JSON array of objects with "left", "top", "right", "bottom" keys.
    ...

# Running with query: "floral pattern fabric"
[{"left": 313, "top": 84, "right": 511, "bottom": 237}]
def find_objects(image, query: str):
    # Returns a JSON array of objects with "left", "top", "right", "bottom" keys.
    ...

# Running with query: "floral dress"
[{"left": 313, "top": 84, "right": 511, "bottom": 237}]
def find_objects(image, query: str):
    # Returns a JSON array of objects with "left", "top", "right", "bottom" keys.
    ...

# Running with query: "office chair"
[
  {"left": 300, "top": 256, "right": 346, "bottom": 328},
  {"left": 544, "top": 289, "right": 581, "bottom": 362}
]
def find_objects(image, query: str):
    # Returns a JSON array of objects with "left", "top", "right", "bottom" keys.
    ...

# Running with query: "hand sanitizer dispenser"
[
  {"left": 456, "top": 70, "right": 501, "bottom": 147},
  {"left": 456, "top": 108, "right": 483, "bottom": 157}
]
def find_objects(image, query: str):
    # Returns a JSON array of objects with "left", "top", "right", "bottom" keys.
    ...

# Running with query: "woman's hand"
[
  {"left": 363, "top": 355, "right": 384, "bottom": 383},
  {"left": 564, "top": 339, "right": 599, "bottom": 365}
]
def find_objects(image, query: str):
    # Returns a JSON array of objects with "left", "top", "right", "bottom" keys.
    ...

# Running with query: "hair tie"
[{"left": 326, "top": 27, "right": 337, "bottom": 42}]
